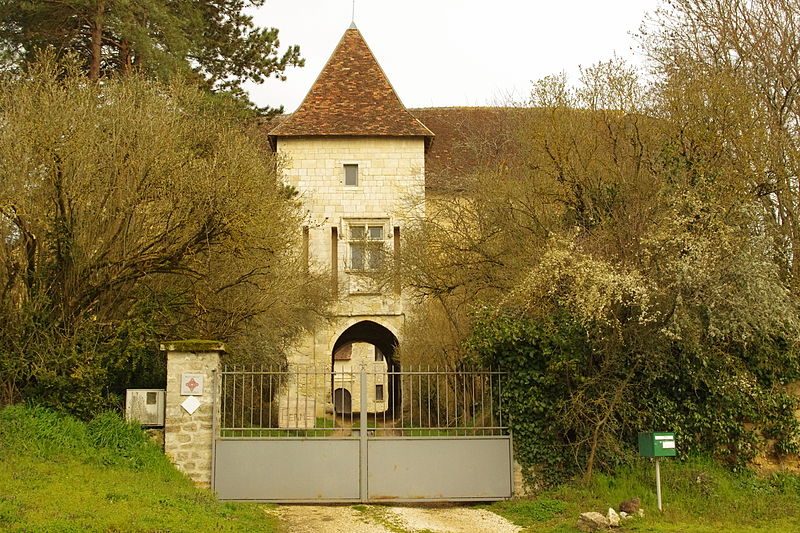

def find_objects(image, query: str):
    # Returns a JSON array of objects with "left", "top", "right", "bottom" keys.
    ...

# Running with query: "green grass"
[
  {"left": 351, "top": 418, "right": 377, "bottom": 429},
  {"left": 5, "top": 404, "right": 798, "bottom": 532},
  {"left": 486, "top": 457, "right": 800, "bottom": 532},
  {"left": 221, "top": 416, "right": 341, "bottom": 437},
  {"left": 0, "top": 404, "right": 277, "bottom": 532},
  {"left": 394, "top": 427, "right": 498, "bottom": 437}
]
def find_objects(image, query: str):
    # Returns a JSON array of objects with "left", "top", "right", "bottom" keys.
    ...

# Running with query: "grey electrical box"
[{"left": 126, "top": 389, "right": 166, "bottom": 427}]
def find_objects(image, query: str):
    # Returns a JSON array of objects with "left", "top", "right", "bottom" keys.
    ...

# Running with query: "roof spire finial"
[{"left": 349, "top": 0, "right": 357, "bottom": 29}]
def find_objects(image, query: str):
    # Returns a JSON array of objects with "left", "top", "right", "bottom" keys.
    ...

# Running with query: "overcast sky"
[{"left": 245, "top": 0, "right": 663, "bottom": 112}]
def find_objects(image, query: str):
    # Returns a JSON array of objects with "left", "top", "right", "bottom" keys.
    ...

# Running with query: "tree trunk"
[
  {"left": 120, "top": 39, "right": 132, "bottom": 74},
  {"left": 583, "top": 376, "right": 629, "bottom": 484},
  {"left": 89, "top": 1, "right": 104, "bottom": 80}
]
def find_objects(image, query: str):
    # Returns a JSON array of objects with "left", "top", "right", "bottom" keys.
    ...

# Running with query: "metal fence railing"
[{"left": 217, "top": 365, "right": 508, "bottom": 438}]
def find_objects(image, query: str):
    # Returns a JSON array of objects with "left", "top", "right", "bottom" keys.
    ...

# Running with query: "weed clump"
[{"left": 0, "top": 404, "right": 166, "bottom": 470}]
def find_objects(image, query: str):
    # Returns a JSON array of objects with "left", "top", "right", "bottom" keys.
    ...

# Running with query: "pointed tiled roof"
[{"left": 269, "top": 27, "right": 433, "bottom": 139}]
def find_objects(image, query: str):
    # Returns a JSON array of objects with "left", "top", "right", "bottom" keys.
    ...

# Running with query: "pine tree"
[{"left": 0, "top": 0, "right": 302, "bottom": 109}]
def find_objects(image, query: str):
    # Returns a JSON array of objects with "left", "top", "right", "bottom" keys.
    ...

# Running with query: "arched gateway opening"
[{"left": 331, "top": 320, "right": 400, "bottom": 417}]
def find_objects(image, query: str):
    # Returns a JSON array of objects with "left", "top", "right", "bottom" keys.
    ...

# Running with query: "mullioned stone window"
[{"left": 348, "top": 222, "right": 385, "bottom": 270}]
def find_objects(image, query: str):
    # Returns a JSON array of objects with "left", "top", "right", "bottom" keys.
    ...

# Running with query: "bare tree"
[
  {"left": 644, "top": 0, "right": 800, "bottom": 290},
  {"left": 0, "top": 58, "right": 328, "bottom": 410}
]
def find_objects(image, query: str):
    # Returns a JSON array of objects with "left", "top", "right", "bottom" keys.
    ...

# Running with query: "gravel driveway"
[{"left": 266, "top": 503, "right": 522, "bottom": 533}]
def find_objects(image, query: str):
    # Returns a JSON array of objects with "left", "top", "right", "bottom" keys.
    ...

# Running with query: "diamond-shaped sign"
[
  {"left": 180, "top": 373, "right": 204, "bottom": 396},
  {"left": 181, "top": 396, "right": 201, "bottom": 415}
]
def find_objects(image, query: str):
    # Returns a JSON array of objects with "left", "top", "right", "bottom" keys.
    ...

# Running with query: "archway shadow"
[{"left": 331, "top": 320, "right": 400, "bottom": 418}]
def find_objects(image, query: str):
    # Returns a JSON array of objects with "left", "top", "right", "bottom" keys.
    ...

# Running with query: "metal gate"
[{"left": 212, "top": 365, "right": 513, "bottom": 502}]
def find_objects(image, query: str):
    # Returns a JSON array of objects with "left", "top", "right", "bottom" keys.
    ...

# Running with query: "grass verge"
[
  {"left": 486, "top": 457, "right": 800, "bottom": 532},
  {"left": 0, "top": 404, "right": 277, "bottom": 532}
]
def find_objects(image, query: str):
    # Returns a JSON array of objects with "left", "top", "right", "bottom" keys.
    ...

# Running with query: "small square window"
[
  {"left": 344, "top": 164, "right": 358, "bottom": 186},
  {"left": 375, "top": 384, "right": 384, "bottom": 401}
]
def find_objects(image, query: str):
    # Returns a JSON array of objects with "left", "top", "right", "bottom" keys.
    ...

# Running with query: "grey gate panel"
[
  {"left": 213, "top": 366, "right": 513, "bottom": 502},
  {"left": 367, "top": 437, "right": 513, "bottom": 501},
  {"left": 214, "top": 439, "right": 360, "bottom": 501}
]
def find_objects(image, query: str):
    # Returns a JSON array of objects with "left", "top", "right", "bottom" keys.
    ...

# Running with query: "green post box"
[
  {"left": 639, "top": 431, "right": 676, "bottom": 511},
  {"left": 638, "top": 432, "right": 676, "bottom": 457}
]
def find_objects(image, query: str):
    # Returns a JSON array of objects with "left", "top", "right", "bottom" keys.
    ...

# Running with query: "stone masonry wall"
[
  {"left": 278, "top": 136, "right": 425, "bottom": 300},
  {"left": 276, "top": 136, "right": 423, "bottom": 415},
  {"left": 162, "top": 343, "right": 223, "bottom": 487},
  {"left": 278, "top": 136, "right": 425, "bottom": 224}
]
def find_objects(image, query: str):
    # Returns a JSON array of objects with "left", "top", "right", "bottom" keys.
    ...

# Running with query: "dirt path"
[{"left": 266, "top": 503, "right": 522, "bottom": 533}]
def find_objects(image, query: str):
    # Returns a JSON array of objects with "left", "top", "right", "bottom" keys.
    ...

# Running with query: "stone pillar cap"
[{"left": 159, "top": 340, "right": 227, "bottom": 353}]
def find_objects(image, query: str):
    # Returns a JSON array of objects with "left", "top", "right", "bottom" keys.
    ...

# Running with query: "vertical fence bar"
[
  {"left": 249, "top": 371, "right": 254, "bottom": 435},
  {"left": 392, "top": 368, "right": 398, "bottom": 435},
  {"left": 390, "top": 367, "right": 393, "bottom": 429},
  {"left": 239, "top": 369, "right": 243, "bottom": 431},
  {"left": 216, "top": 366, "right": 510, "bottom": 438},
  {"left": 488, "top": 370, "right": 494, "bottom": 436},
  {"left": 313, "top": 369, "right": 318, "bottom": 435},
  {"left": 498, "top": 372, "right": 504, "bottom": 433},
  {"left": 417, "top": 366, "right": 422, "bottom": 429},
  {"left": 278, "top": 372, "right": 292, "bottom": 436},
  {"left": 399, "top": 369, "right": 404, "bottom": 434},
  {"left": 220, "top": 369, "right": 226, "bottom": 433},
  {"left": 211, "top": 368, "right": 218, "bottom": 489},
  {"left": 426, "top": 366, "right": 431, "bottom": 430},
  {"left": 461, "top": 371, "right": 467, "bottom": 435},
  {"left": 381, "top": 366, "right": 386, "bottom": 432},
  {"left": 435, "top": 370, "right": 441, "bottom": 431},
  {"left": 470, "top": 371, "right": 476, "bottom": 435},
  {"left": 478, "top": 374, "right": 484, "bottom": 435},
  {"left": 268, "top": 368, "right": 273, "bottom": 434},
  {"left": 359, "top": 363, "right": 368, "bottom": 502},
  {"left": 351, "top": 369, "right": 356, "bottom": 429},
  {"left": 409, "top": 366, "right": 414, "bottom": 431},
  {"left": 303, "top": 367, "right": 308, "bottom": 429},
  {"left": 444, "top": 370, "right": 450, "bottom": 431},
  {"left": 258, "top": 367, "right": 263, "bottom": 436},
  {"left": 231, "top": 365, "right": 237, "bottom": 432},
  {"left": 294, "top": 369, "right": 299, "bottom": 429}
]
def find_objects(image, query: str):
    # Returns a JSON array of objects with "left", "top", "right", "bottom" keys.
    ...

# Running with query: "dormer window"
[{"left": 344, "top": 164, "right": 358, "bottom": 186}]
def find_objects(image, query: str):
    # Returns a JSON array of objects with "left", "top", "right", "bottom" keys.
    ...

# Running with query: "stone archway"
[
  {"left": 332, "top": 320, "right": 399, "bottom": 369},
  {"left": 331, "top": 320, "right": 400, "bottom": 416}
]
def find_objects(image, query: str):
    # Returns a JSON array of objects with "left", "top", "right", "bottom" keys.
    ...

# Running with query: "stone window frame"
[
  {"left": 343, "top": 162, "right": 359, "bottom": 186},
  {"left": 345, "top": 218, "right": 388, "bottom": 272}
]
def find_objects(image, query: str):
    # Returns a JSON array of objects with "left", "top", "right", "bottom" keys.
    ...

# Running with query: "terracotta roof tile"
[
  {"left": 263, "top": 107, "right": 530, "bottom": 185},
  {"left": 269, "top": 27, "right": 433, "bottom": 139},
  {"left": 333, "top": 343, "right": 352, "bottom": 361},
  {"left": 410, "top": 107, "right": 529, "bottom": 190}
]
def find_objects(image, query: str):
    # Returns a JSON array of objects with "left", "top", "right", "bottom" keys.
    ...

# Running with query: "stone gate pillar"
[{"left": 160, "top": 340, "right": 226, "bottom": 487}]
